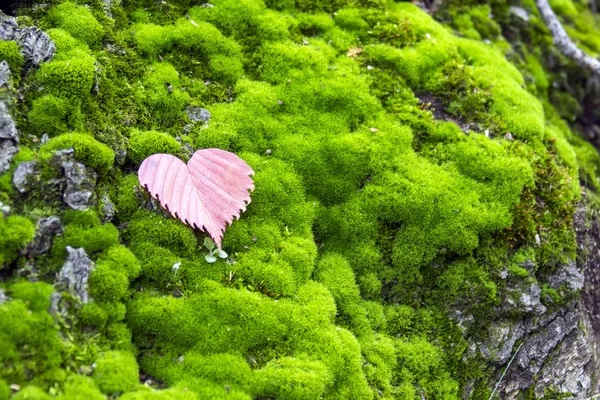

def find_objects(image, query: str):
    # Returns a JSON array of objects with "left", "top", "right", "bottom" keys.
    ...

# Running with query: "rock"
[
  {"left": 0, "top": 102, "right": 18, "bottom": 141},
  {"left": 0, "top": 288, "right": 6, "bottom": 304},
  {"left": 100, "top": 193, "right": 116, "bottom": 221},
  {"left": 0, "top": 60, "right": 11, "bottom": 88},
  {"left": 548, "top": 259, "right": 585, "bottom": 293},
  {"left": 0, "top": 139, "right": 17, "bottom": 173},
  {"left": 12, "top": 160, "right": 38, "bottom": 193},
  {"left": 16, "top": 26, "right": 56, "bottom": 67},
  {"left": 519, "top": 259, "right": 536, "bottom": 274},
  {"left": 49, "top": 292, "right": 61, "bottom": 315},
  {"left": 0, "top": 13, "right": 18, "bottom": 41},
  {"left": 182, "top": 123, "right": 194, "bottom": 135},
  {"left": 499, "top": 303, "right": 593, "bottom": 399},
  {"left": 479, "top": 320, "right": 525, "bottom": 365},
  {"left": 186, "top": 106, "right": 211, "bottom": 123},
  {"left": 509, "top": 6, "right": 529, "bottom": 23},
  {"left": 499, "top": 281, "right": 547, "bottom": 316},
  {"left": 51, "top": 149, "right": 98, "bottom": 210},
  {"left": 62, "top": 159, "right": 97, "bottom": 210},
  {"left": 532, "top": 314, "right": 593, "bottom": 398},
  {"left": 57, "top": 246, "right": 93, "bottom": 304},
  {"left": 102, "top": 0, "right": 115, "bottom": 17},
  {"left": 23, "top": 216, "right": 63, "bottom": 258}
]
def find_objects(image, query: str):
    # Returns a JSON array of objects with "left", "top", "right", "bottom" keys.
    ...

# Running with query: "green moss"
[
  {"left": 128, "top": 130, "right": 181, "bottom": 165},
  {"left": 46, "top": 2, "right": 104, "bottom": 47},
  {"left": 40, "top": 133, "right": 115, "bottom": 173},
  {"left": 135, "top": 63, "right": 190, "bottom": 127},
  {"left": 9, "top": 282, "right": 55, "bottom": 313},
  {"left": 508, "top": 265, "right": 530, "bottom": 278},
  {"left": 97, "top": 245, "right": 142, "bottom": 280},
  {"left": 0, "top": 41, "right": 24, "bottom": 78},
  {"left": 0, "top": 380, "right": 8, "bottom": 400},
  {"left": 254, "top": 357, "right": 330, "bottom": 399},
  {"left": 28, "top": 95, "right": 84, "bottom": 136},
  {"left": 1, "top": 0, "right": 598, "bottom": 397},
  {"left": 12, "top": 387, "right": 52, "bottom": 400},
  {"left": 37, "top": 50, "right": 95, "bottom": 98},
  {"left": 89, "top": 263, "right": 129, "bottom": 302},
  {"left": 94, "top": 351, "right": 139, "bottom": 395},
  {"left": 0, "top": 216, "right": 35, "bottom": 266},
  {"left": 47, "top": 28, "right": 89, "bottom": 56},
  {"left": 121, "top": 386, "right": 199, "bottom": 399},
  {"left": 79, "top": 302, "right": 108, "bottom": 329},
  {"left": 549, "top": 0, "right": 578, "bottom": 17},
  {"left": 55, "top": 375, "right": 105, "bottom": 400},
  {"left": 54, "top": 212, "right": 119, "bottom": 256},
  {"left": 0, "top": 282, "right": 63, "bottom": 388},
  {"left": 115, "top": 174, "right": 142, "bottom": 221},
  {"left": 132, "top": 19, "right": 243, "bottom": 84},
  {"left": 125, "top": 211, "right": 199, "bottom": 258}
]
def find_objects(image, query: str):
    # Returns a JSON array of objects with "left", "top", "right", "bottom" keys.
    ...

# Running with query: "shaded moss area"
[{"left": 0, "top": 0, "right": 599, "bottom": 399}]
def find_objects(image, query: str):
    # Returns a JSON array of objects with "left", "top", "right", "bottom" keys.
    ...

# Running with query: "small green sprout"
[{"left": 203, "top": 237, "right": 227, "bottom": 263}]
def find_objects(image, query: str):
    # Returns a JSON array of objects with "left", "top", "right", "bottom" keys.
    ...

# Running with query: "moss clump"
[
  {"left": 40, "top": 133, "right": 115, "bottom": 173},
  {"left": 0, "top": 41, "right": 24, "bottom": 78},
  {"left": 28, "top": 95, "right": 84, "bottom": 136},
  {"left": 47, "top": 28, "right": 90, "bottom": 55},
  {"left": 55, "top": 376, "right": 105, "bottom": 400},
  {"left": 135, "top": 63, "right": 190, "bottom": 127},
  {"left": 132, "top": 19, "right": 243, "bottom": 84},
  {"left": 97, "top": 245, "right": 142, "bottom": 280},
  {"left": 46, "top": 2, "right": 104, "bottom": 47},
  {"left": 12, "top": 387, "right": 52, "bottom": 400},
  {"left": 0, "top": 282, "right": 63, "bottom": 388},
  {"left": 0, "top": 380, "right": 9, "bottom": 400},
  {"left": 0, "top": 216, "right": 35, "bottom": 266},
  {"left": 37, "top": 51, "right": 95, "bottom": 98},
  {"left": 94, "top": 351, "right": 139, "bottom": 395},
  {"left": 2, "top": 0, "right": 600, "bottom": 397},
  {"left": 128, "top": 130, "right": 181, "bottom": 165}
]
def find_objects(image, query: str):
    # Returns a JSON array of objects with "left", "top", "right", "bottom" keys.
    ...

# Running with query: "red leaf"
[{"left": 138, "top": 149, "right": 254, "bottom": 249}]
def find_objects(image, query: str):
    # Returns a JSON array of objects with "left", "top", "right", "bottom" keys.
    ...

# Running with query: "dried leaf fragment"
[{"left": 138, "top": 148, "right": 254, "bottom": 249}]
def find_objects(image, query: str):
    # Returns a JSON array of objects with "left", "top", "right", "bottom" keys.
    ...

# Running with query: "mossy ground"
[{"left": 0, "top": 0, "right": 599, "bottom": 398}]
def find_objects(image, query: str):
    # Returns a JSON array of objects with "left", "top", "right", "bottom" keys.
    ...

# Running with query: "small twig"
[
  {"left": 534, "top": 0, "right": 600, "bottom": 77},
  {"left": 488, "top": 342, "right": 523, "bottom": 400}
]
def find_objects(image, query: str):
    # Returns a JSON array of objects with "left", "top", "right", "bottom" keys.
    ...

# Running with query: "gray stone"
[
  {"left": 509, "top": 6, "right": 529, "bottom": 22},
  {"left": 51, "top": 149, "right": 98, "bottom": 210},
  {"left": 0, "top": 139, "right": 17, "bottom": 173},
  {"left": 100, "top": 193, "right": 115, "bottom": 221},
  {"left": 0, "top": 288, "right": 6, "bottom": 305},
  {"left": 499, "top": 303, "right": 593, "bottom": 399},
  {"left": 548, "top": 259, "right": 585, "bottom": 293},
  {"left": 62, "top": 159, "right": 97, "bottom": 210},
  {"left": 0, "top": 61, "right": 11, "bottom": 88},
  {"left": 57, "top": 246, "right": 93, "bottom": 304},
  {"left": 12, "top": 160, "right": 38, "bottom": 193},
  {"left": 49, "top": 292, "right": 61, "bottom": 315},
  {"left": 0, "top": 13, "right": 18, "bottom": 41},
  {"left": 15, "top": 26, "right": 55, "bottom": 67},
  {"left": 519, "top": 259, "right": 536, "bottom": 273},
  {"left": 186, "top": 106, "right": 211, "bottom": 123},
  {"left": 23, "top": 216, "right": 63, "bottom": 258},
  {"left": 500, "top": 281, "right": 547, "bottom": 316},
  {"left": 0, "top": 102, "right": 18, "bottom": 141},
  {"left": 479, "top": 320, "right": 525, "bottom": 365}
]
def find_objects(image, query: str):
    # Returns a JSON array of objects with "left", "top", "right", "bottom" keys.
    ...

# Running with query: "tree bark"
[{"left": 535, "top": 0, "right": 600, "bottom": 77}]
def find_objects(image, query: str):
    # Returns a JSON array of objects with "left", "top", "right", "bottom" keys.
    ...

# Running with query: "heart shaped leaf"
[{"left": 138, "top": 148, "right": 254, "bottom": 249}]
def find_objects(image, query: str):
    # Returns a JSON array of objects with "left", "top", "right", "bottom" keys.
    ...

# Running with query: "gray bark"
[{"left": 535, "top": 0, "right": 600, "bottom": 77}]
